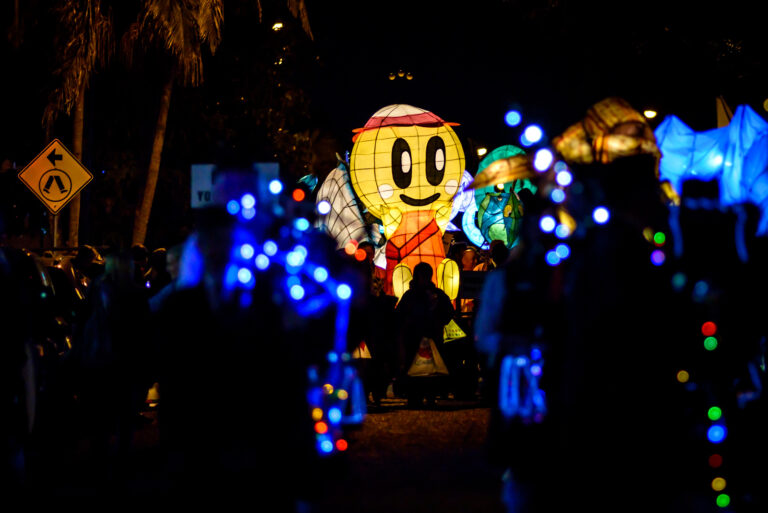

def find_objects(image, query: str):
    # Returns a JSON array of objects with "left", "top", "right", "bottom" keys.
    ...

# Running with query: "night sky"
[
  {"left": 307, "top": 0, "right": 768, "bottom": 158},
  {"left": 2, "top": 0, "right": 767, "bottom": 247}
]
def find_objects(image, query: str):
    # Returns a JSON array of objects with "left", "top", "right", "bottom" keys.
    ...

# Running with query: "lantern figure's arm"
[{"left": 379, "top": 205, "right": 402, "bottom": 239}]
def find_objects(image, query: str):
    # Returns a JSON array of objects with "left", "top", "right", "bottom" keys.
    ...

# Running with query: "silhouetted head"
[
  {"left": 490, "top": 239, "right": 509, "bottom": 266},
  {"left": 411, "top": 262, "right": 433, "bottom": 289},
  {"left": 149, "top": 248, "right": 167, "bottom": 272},
  {"left": 461, "top": 247, "right": 479, "bottom": 270}
]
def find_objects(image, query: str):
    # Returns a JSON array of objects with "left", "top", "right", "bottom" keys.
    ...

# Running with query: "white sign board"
[{"left": 191, "top": 164, "right": 215, "bottom": 208}]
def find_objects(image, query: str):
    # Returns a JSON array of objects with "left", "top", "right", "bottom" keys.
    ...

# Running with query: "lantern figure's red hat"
[{"left": 352, "top": 104, "right": 459, "bottom": 142}]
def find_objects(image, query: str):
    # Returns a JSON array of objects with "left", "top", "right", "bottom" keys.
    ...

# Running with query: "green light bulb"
[
  {"left": 716, "top": 494, "right": 730, "bottom": 508},
  {"left": 704, "top": 337, "right": 718, "bottom": 351},
  {"left": 654, "top": 232, "right": 666, "bottom": 245},
  {"left": 708, "top": 406, "right": 723, "bottom": 421}
]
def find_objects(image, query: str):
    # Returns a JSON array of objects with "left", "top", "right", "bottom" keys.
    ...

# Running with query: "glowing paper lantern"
[
  {"left": 437, "top": 258, "right": 460, "bottom": 301},
  {"left": 315, "top": 164, "right": 384, "bottom": 254},
  {"left": 461, "top": 201, "right": 488, "bottom": 249},
  {"left": 655, "top": 104, "right": 768, "bottom": 233},
  {"left": 349, "top": 104, "right": 464, "bottom": 298},
  {"left": 477, "top": 188, "right": 523, "bottom": 248},
  {"left": 553, "top": 97, "right": 660, "bottom": 166},
  {"left": 468, "top": 145, "right": 536, "bottom": 248},
  {"left": 448, "top": 169, "right": 476, "bottom": 229}
]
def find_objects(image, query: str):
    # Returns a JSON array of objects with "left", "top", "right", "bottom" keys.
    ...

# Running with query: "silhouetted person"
[
  {"left": 0, "top": 248, "right": 38, "bottom": 495},
  {"left": 151, "top": 206, "right": 313, "bottom": 508},
  {"left": 557, "top": 154, "right": 684, "bottom": 512},
  {"left": 71, "top": 251, "right": 152, "bottom": 485},
  {"left": 396, "top": 262, "right": 454, "bottom": 407},
  {"left": 143, "top": 247, "right": 171, "bottom": 296},
  {"left": 130, "top": 244, "right": 149, "bottom": 286},
  {"left": 474, "top": 181, "right": 565, "bottom": 513},
  {"left": 148, "top": 244, "right": 183, "bottom": 313}
]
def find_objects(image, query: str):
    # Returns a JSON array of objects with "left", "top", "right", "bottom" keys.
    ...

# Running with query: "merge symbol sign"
[{"left": 18, "top": 139, "right": 93, "bottom": 214}]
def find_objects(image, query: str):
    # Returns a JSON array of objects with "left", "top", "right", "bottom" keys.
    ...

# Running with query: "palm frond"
[
  {"left": 44, "top": 0, "right": 113, "bottom": 124},
  {"left": 197, "top": 0, "right": 224, "bottom": 53},
  {"left": 131, "top": 0, "right": 228, "bottom": 86},
  {"left": 287, "top": 0, "right": 314, "bottom": 40}
]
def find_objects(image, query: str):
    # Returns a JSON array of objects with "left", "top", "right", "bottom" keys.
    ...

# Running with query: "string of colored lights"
[
  {"left": 223, "top": 180, "right": 365, "bottom": 458},
  {"left": 681, "top": 320, "right": 732, "bottom": 509}
]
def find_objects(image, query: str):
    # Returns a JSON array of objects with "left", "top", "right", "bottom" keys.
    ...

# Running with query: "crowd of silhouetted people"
[
  {"left": 3, "top": 151, "right": 768, "bottom": 511},
  {"left": 473, "top": 154, "right": 768, "bottom": 512}
]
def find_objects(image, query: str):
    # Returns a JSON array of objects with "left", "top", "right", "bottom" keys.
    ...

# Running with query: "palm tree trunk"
[
  {"left": 44, "top": 111, "right": 61, "bottom": 248},
  {"left": 132, "top": 67, "right": 175, "bottom": 246},
  {"left": 69, "top": 84, "right": 86, "bottom": 247}
]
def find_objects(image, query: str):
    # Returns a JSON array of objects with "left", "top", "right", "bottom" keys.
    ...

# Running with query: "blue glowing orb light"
[
  {"left": 240, "top": 244, "right": 255, "bottom": 260},
  {"left": 317, "top": 200, "right": 331, "bottom": 215},
  {"left": 593, "top": 206, "right": 610, "bottom": 224},
  {"left": 534, "top": 148, "right": 554, "bottom": 172},
  {"left": 336, "top": 284, "right": 352, "bottom": 300},
  {"left": 555, "top": 243, "right": 570, "bottom": 259},
  {"left": 328, "top": 407, "right": 343, "bottom": 424},
  {"left": 286, "top": 250, "right": 306, "bottom": 269},
  {"left": 651, "top": 249, "right": 666, "bottom": 266},
  {"left": 268, "top": 179, "right": 283, "bottom": 195},
  {"left": 263, "top": 240, "right": 278, "bottom": 256},
  {"left": 255, "top": 254, "right": 270, "bottom": 270},
  {"left": 294, "top": 217, "right": 310, "bottom": 231},
  {"left": 555, "top": 224, "right": 571, "bottom": 239},
  {"left": 520, "top": 124, "right": 544, "bottom": 147},
  {"left": 540, "top": 215, "right": 556, "bottom": 233},
  {"left": 556, "top": 170, "right": 573, "bottom": 187},
  {"left": 505, "top": 110, "right": 522, "bottom": 127},
  {"left": 241, "top": 193, "right": 256, "bottom": 209},
  {"left": 708, "top": 425, "right": 727, "bottom": 444},
  {"left": 242, "top": 207, "right": 256, "bottom": 220},
  {"left": 694, "top": 280, "right": 710, "bottom": 298},
  {"left": 290, "top": 284, "right": 305, "bottom": 300},
  {"left": 293, "top": 245, "right": 308, "bottom": 258},
  {"left": 313, "top": 266, "right": 329, "bottom": 283},
  {"left": 237, "top": 267, "right": 253, "bottom": 284},
  {"left": 226, "top": 200, "right": 240, "bottom": 215},
  {"left": 546, "top": 250, "right": 561, "bottom": 266},
  {"left": 551, "top": 189, "right": 566, "bottom": 203}
]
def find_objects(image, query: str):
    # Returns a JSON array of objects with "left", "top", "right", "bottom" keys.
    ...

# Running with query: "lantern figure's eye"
[
  {"left": 391, "top": 138, "right": 412, "bottom": 189},
  {"left": 425, "top": 136, "right": 446, "bottom": 186}
]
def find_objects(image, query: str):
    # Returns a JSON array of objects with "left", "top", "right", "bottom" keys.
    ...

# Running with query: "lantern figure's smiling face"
[{"left": 350, "top": 105, "right": 465, "bottom": 219}]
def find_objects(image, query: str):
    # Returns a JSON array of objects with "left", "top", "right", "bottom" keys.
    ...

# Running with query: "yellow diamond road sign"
[{"left": 18, "top": 139, "right": 93, "bottom": 214}]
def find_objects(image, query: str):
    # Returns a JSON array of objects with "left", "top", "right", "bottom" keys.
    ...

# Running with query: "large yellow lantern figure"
[{"left": 350, "top": 105, "right": 464, "bottom": 299}]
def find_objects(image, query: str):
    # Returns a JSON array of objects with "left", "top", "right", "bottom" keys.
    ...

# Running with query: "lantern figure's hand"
[
  {"left": 435, "top": 203, "right": 452, "bottom": 233},
  {"left": 392, "top": 262, "right": 413, "bottom": 299},
  {"left": 437, "top": 258, "right": 459, "bottom": 300}
]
